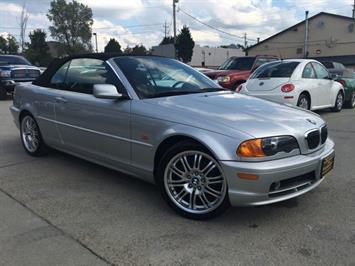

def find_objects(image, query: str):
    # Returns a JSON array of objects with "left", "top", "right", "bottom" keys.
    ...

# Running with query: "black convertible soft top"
[{"left": 33, "top": 53, "right": 160, "bottom": 87}]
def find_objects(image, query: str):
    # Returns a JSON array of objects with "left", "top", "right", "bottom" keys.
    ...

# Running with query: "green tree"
[
  {"left": 104, "top": 38, "right": 122, "bottom": 53},
  {"left": 0, "top": 36, "right": 7, "bottom": 54},
  {"left": 24, "top": 29, "right": 52, "bottom": 66},
  {"left": 47, "top": 0, "right": 93, "bottom": 54},
  {"left": 124, "top": 44, "right": 147, "bottom": 55},
  {"left": 160, "top": 36, "right": 174, "bottom": 45},
  {"left": 0, "top": 34, "right": 19, "bottom": 54},
  {"left": 176, "top": 25, "right": 195, "bottom": 63}
]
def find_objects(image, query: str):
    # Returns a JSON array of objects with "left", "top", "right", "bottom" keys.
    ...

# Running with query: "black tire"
[
  {"left": 20, "top": 114, "right": 49, "bottom": 156},
  {"left": 297, "top": 93, "right": 310, "bottom": 110},
  {"left": 345, "top": 90, "right": 355, "bottom": 109},
  {"left": 156, "top": 140, "right": 230, "bottom": 220},
  {"left": 331, "top": 91, "right": 344, "bottom": 112},
  {"left": 0, "top": 86, "right": 6, "bottom": 100}
]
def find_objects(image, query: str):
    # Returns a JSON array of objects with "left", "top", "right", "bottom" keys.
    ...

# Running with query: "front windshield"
[
  {"left": 0, "top": 55, "right": 31, "bottom": 66},
  {"left": 114, "top": 56, "right": 221, "bottom": 99},
  {"left": 218, "top": 57, "right": 255, "bottom": 70}
]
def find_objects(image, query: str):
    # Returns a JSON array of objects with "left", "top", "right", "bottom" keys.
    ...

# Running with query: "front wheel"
[
  {"left": 331, "top": 91, "right": 344, "bottom": 112},
  {"left": 20, "top": 114, "right": 49, "bottom": 156},
  {"left": 345, "top": 90, "right": 355, "bottom": 109},
  {"left": 157, "top": 141, "right": 230, "bottom": 219}
]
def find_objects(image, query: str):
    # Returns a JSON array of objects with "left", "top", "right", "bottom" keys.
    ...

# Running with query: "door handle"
[{"left": 55, "top": 97, "right": 68, "bottom": 103}]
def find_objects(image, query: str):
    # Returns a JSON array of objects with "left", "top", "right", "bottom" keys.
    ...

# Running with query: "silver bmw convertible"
[{"left": 10, "top": 54, "right": 335, "bottom": 219}]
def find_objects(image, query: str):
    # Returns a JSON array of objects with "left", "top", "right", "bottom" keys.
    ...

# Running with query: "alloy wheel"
[
  {"left": 21, "top": 116, "right": 40, "bottom": 153},
  {"left": 164, "top": 151, "right": 227, "bottom": 215}
]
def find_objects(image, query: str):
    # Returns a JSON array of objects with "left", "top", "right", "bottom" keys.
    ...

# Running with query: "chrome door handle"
[{"left": 55, "top": 97, "right": 68, "bottom": 103}]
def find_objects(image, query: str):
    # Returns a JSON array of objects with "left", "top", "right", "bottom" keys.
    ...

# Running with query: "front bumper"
[{"left": 220, "top": 138, "right": 334, "bottom": 206}]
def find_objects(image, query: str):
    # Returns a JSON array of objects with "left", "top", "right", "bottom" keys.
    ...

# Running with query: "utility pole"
[
  {"left": 93, "top": 32, "right": 98, "bottom": 53},
  {"left": 173, "top": 0, "right": 178, "bottom": 58},
  {"left": 353, "top": 0, "right": 355, "bottom": 18},
  {"left": 304, "top": 11, "right": 309, "bottom": 58}
]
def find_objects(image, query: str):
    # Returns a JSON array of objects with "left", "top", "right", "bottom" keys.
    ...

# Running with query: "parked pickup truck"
[
  {"left": 205, "top": 55, "right": 278, "bottom": 90},
  {"left": 322, "top": 61, "right": 355, "bottom": 108},
  {"left": 0, "top": 55, "right": 41, "bottom": 100}
]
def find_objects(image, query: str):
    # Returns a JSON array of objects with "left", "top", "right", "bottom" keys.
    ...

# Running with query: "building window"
[{"left": 296, "top": 48, "right": 303, "bottom": 55}]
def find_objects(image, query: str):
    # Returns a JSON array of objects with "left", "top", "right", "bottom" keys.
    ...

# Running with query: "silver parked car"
[{"left": 10, "top": 54, "right": 335, "bottom": 219}]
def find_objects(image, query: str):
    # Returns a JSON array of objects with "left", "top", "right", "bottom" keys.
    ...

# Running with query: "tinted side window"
[
  {"left": 312, "top": 63, "right": 329, "bottom": 79},
  {"left": 65, "top": 58, "right": 124, "bottom": 94},
  {"left": 50, "top": 61, "right": 70, "bottom": 87},
  {"left": 302, "top": 63, "right": 316, "bottom": 79}
]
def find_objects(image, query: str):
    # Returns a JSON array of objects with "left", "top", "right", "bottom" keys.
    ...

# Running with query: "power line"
[{"left": 178, "top": 7, "right": 257, "bottom": 42}]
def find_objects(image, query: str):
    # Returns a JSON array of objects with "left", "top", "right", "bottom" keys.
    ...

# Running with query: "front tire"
[
  {"left": 345, "top": 90, "right": 355, "bottom": 109},
  {"left": 332, "top": 91, "right": 344, "bottom": 112},
  {"left": 157, "top": 141, "right": 230, "bottom": 219},
  {"left": 20, "top": 114, "right": 48, "bottom": 156}
]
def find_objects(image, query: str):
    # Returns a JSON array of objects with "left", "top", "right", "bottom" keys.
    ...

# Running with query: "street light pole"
[{"left": 93, "top": 32, "right": 98, "bottom": 53}]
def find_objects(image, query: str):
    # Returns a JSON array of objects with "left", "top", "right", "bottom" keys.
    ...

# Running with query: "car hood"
[
  {"left": 205, "top": 69, "right": 250, "bottom": 79},
  {"left": 141, "top": 91, "right": 325, "bottom": 139}
]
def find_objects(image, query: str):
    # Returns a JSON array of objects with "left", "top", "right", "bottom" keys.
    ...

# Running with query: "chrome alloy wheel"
[
  {"left": 21, "top": 116, "right": 40, "bottom": 153},
  {"left": 164, "top": 151, "right": 227, "bottom": 214}
]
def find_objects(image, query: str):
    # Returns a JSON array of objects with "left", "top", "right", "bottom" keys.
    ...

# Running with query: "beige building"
[{"left": 247, "top": 12, "right": 355, "bottom": 67}]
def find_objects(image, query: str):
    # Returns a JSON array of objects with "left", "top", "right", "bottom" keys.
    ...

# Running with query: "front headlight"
[
  {"left": 217, "top": 76, "right": 231, "bottom": 83},
  {"left": 0, "top": 70, "right": 11, "bottom": 77},
  {"left": 237, "top": 136, "right": 299, "bottom": 158}
]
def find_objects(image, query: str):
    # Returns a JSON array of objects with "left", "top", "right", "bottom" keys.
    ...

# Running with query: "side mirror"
[{"left": 93, "top": 84, "right": 124, "bottom": 99}]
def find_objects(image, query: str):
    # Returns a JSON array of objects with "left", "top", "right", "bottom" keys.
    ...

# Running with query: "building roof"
[{"left": 247, "top": 12, "right": 355, "bottom": 51}]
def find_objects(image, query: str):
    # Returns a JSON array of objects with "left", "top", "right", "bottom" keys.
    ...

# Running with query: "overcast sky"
[{"left": 0, "top": 0, "right": 353, "bottom": 51}]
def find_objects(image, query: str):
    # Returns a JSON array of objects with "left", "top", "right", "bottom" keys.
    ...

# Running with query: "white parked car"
[{"left": 237, "top": 59, "right": 345, "bottom": 112}]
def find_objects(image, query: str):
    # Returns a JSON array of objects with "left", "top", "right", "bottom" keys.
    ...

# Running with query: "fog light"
[{"left": 237, "top": 173, "right": 259, "bottom": 180}]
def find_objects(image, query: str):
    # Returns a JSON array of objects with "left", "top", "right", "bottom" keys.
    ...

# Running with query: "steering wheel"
[{"left": 172, "top": 81, "right": 185, "bottom": 88}]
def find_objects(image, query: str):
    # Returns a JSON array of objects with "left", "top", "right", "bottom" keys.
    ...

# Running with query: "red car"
[{"left": 205, "top": 55, "right": 278, "bottom": 90}]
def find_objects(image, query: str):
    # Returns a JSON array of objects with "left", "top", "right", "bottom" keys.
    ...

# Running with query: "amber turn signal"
[
  {"left": 237, "top": 173, "right": 259, "bottom": 180},
  {"left": 237, "top": 139, "right": 266, "bottom": 157}
]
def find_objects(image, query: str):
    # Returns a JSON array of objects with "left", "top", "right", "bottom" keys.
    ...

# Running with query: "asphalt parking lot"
[{"left": 0, "top": 99, "right": 354, "bottom": 266}]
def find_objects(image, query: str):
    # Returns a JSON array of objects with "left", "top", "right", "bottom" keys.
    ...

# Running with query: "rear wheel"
[
  {"left": 331, "top": 91, "right": 344, "bottom": 112},
  {"left": 297, "top": 93, "right": 310, "bottom": 110},
  {"left": 0, "top": 86, "right": 6, "bottom": 100},
  {"left": 157, "top": 141, "right": 230, "bottom": 219},
  {"left": 345, "top": 90, "right": 355, "bottom": 109},
  {"left": 20, "top": 114, "right": 48, "bottom": 156}
]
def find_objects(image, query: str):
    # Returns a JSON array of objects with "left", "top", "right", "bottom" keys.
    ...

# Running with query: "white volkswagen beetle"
[{"left": 237, "top": 59, "right": 345, "bottom": 112}]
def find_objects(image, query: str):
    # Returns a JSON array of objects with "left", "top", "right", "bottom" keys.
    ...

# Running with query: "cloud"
[{"left": 0, "top": 0, "right": 353, "bottom": 50}]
